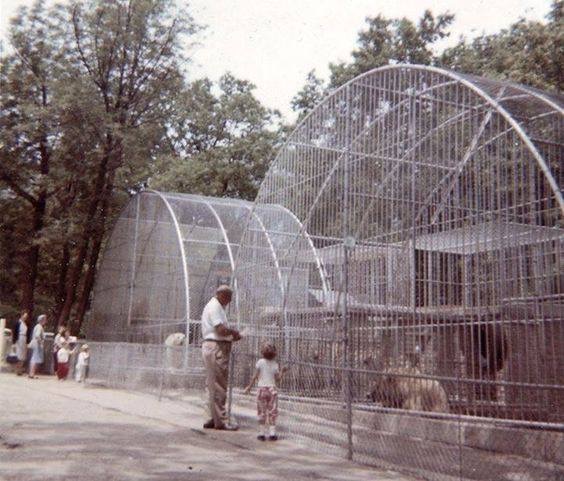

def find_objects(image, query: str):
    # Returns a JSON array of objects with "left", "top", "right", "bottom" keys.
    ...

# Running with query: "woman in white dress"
[
  {"left": 29, "top": 314, "right": 47, "bottom": 378},
  {"left": 12, "top": 311, "right": 29, "bottom": 376},
  {"left": 75, "top": 344, "right": 90, "bottom": 382}
]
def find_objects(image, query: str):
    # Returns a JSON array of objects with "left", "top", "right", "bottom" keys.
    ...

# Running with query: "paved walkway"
[{"left": 0, "top": 374, "right": 416, "bottom": 481}]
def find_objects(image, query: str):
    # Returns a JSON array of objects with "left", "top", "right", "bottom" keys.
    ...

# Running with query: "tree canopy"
[
  {"left": 0, "top": 0, "right": 280, "bottom": 329},
  {"left": 292, "top": 2, "right": 562, "bottom": 118},
  {"left": 150, "top": 73, "right": 281, "bottom": 200},
  {"left": 439, "top": 0, "right": 563, "bottom": 91}
]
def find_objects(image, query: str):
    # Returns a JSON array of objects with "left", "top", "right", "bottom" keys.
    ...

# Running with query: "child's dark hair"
[{"left": 261, "top": 343, "right": 277, "bottom": 360}]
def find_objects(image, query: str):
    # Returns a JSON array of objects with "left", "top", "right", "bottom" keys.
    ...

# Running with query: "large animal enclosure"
[
  {"left": 86, "top": 65, "right": 563, "bottom": 481},
  {"left": 231, "top": 65, "right": 563, "bottom": 479}
]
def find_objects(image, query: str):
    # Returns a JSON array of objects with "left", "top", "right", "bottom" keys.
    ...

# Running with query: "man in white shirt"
[{"left": 201, "top": 285, "right": 241, "bottom": 430}]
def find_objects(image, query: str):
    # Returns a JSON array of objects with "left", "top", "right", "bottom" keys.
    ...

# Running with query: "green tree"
[
  {"left": 55, "top": 0, "right": 198, "bottom": 326},
  {"left": 1, "top": 1, "right": 281, "bottom": 330},
  {"left": 292, "top": 2, "right": 561, "bottom": 120},
  {"left": 329, "top": 10, "right": 454, "bottom": 88},
  {"left": 0, "top": 0, "right": 63, "bottom": 317},
  {"left": 290, "top": 70, "right": 326, "bottom": 121},
  {"left": 291, "top": 10, "right": 454, "bottom": 118},
  {"left": 151, "top": 73, "right": 281, "bottom": 200},
  {"left": 1, "top": 0, "right": 199, "bottom": 329},
  {"left": 439, "top": 1, "right": 563, "bottom": 91}
]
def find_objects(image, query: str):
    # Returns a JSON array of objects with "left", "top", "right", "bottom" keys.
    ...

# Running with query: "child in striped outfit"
[{"left": 244, "top": 343, "right": 288, "bottom": 441}]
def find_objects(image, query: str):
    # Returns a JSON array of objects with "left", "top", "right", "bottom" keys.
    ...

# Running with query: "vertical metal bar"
[
  {"left": 456, "top": 78, "right": 465, "bottom": 481},
  {"left": 409, "top": 73, "right": 419, "bottom": 401},
  {"left": 158, "top": 339, "right": 165, "bottom": 401},
  {"left": 126, "top": 194, "right": 141, "bottom": 332},
  {"left": 227, "top": 345, "right": 235, "bottom": 423},
  {"left": 342, "top": 84, "right": 353, "bottom": 461}
]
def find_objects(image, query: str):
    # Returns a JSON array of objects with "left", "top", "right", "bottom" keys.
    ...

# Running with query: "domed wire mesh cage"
[
  {"left": 85, "top": 190, "right": 330, "bottom": 391},
  {"left": 87, "top": 190, "right": 327, "bottom": 344},
  {"left": 230, "top": 65, "right": 563, "bottom": 478}
]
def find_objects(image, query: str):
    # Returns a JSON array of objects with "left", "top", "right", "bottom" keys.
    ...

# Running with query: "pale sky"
[{"left": 0, "top": 0, "right": 554, "bottom": 120}]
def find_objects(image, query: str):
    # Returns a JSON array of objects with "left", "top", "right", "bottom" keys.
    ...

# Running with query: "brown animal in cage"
[
  {"left": 462, "top": 320, "right": 508, "bottom": 401},
  {"left": 368, "top": 366, "right": 449, "bottom": 413}
]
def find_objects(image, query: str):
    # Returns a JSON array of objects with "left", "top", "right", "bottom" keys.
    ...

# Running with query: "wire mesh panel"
[
  {"left": 87, "top": 191, "right": 259, "bottom": 344},
  {"left": 86, "top": 191, "right": 317, "bottom": 389},
  {"left": 231, "top": 65, "right": 563, "bottom": 481},
  {"left": 80, "top": 340, "right": 206, "bottom": 395},
  {"left": 88, "top": 192, "right": 189, "bottom": 343}
]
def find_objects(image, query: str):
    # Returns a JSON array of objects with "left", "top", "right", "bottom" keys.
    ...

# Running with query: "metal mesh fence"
[
  {"left": 87, "top": 191, "right": 311, "bottom": 345},
  {"left": 84, "top": 65, "right": 563, "bottom": 480},
  {"left": 75, "top": 337, "right": 205, "bottom": 396},
  {"left": 229, "top": 65, "right": 564, "bottom": 481}
]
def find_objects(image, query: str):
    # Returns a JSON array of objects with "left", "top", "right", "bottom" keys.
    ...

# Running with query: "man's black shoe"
[
  {"left": 215, "top": 424, "right": 239, "bottom": 431},
  {"left": 203, "top": 419, "right": 215, "bottom": 429},
  {"left": 257, "top": 435, "right": 266, "bottom": 441}
]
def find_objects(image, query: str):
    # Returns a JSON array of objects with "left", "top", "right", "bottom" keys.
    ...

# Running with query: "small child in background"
[
  {"left": 56, "top": 341, "right": 76, "bottom": 380},
  {"left": 244, "top": 343, "right": 288, "bottom": 441},
  {"left": 75, "top": 344, "right": 90, "bottom": 383},
  {"left": 53, "top": 325, "right": 66, "bottom": 374}
]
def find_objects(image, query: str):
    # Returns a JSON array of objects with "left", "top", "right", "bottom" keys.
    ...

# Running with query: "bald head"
[{"left": 216, "top": 285, "right": 233, "bottom": 306}]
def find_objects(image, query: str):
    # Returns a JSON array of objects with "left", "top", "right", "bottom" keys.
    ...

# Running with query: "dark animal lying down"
[{"left": 368, "top": 366, "right": 449, "bottom": 413}]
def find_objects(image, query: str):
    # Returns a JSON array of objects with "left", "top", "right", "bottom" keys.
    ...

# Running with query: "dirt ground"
[{"left": 0, "top": 373, "right": 415, "bottom": 481}]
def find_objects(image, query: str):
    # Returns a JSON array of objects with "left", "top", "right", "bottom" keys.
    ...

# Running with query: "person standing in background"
[
  {"left": 12, "top": 311, "right": 30, "bottom": 376},
  {"left": 75, "top": 344, "right": 90, "bottom": 382},
  {"left": 56, "top": 340, "right": 75, "bottom": 380},
  {"left": 53, "top": 325, "right": 66, "bottom": 374},
  {"left": 28, "top": 314, "right": 47, "bottom": 378}
]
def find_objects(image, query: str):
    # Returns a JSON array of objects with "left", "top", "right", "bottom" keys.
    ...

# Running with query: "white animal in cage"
[
  {"left": 165, "top": 332, "right": 186, "bottom": 370},
  {"left": 368, "top": 366, "right": 449, "bottom": 413},
  {"left": 165, "top": 332, "right": 186, "bottom": 347}
]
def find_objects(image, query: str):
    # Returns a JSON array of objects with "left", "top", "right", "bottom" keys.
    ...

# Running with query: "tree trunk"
[
  {"left": 57, "top": 146, "right": 113, "bottom": 326},
  {"left": 20, "top": 226, "right": 41, "bottom": 317},
  {"left": 53, "top": 241, "right": 71, "bottom": 323},
  {"left": 20, "top": 124, "right": 50, "bottom": 316},
  {"left": 75, "top": 189, "right": 112, "bottom": 331}
]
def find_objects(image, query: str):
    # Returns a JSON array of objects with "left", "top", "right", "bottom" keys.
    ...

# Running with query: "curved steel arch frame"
[
  {"left": 232, "top": 65, "right": 564, "bottom": 475},
  {"left": 87, "top": 190, "right": 194, "bottom": 343},
  {"left": 147, "top": 190, "right": 192, "bottom": 340},
  {"left": 255, "top": 64, "right": 563, "bottom": 313},
  {"left": 160, "top": 193, "right": 325, "bottom": 323},
  {"left": 88, "top": 190, "right": 329, "bottom": 343},
  {"left": 264, "top": 64, "right": 562, "bottom": 215}
]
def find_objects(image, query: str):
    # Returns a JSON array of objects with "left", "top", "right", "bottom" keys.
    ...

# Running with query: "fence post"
[
  {"left": 227, "top": 346, "right": 235, "bottom": 423},
  {"left": 0, "top": 318, "right": 6, "bottom": 371},
  {"left": 342, "top": 83, "right": 353, "bottom": 461},
  {"left": 342, "top": 239, "right": 354, "bottom": 461},
  {"left": 158, "top": 343, "right": 165, "bottom": 401},
  {"left": 126, "top": 195, "right": 140, "bottom": 329}
]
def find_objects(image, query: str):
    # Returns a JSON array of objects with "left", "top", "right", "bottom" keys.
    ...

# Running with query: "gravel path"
[{"left": 0, "top": 373, "right": 415, "bottom": 481}]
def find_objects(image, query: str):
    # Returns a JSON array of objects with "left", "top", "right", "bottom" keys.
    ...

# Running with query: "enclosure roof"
[
  {"left": 88, "top": 190, "right": 259, "bottom": 342},
  {"left": 89, "top": 189, "right": 333, "bottom": 341},
  {"left": 295, "top": 64, "right": 564, "bottom": 213},
  {"left": 235, "top": 64, "right": 563, "bottom": 324},
  {"left": 298, "top": 221, "right": 564, "bottom": 260},
  {"left": 412, "top": 221, "right": 564, "bottom": 255}
]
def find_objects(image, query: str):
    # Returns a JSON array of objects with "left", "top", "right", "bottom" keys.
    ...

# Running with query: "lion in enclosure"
[{"left": 368, "top": 365, "right": 449, "bottom": 413}]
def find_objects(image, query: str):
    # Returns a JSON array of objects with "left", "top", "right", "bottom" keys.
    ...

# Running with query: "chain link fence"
[
  {"left": 229, "top": 66, "right": 564, "bottom": 481},
  {"left": 82, "top": 65, "right": 563, "bottom": 480}
]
